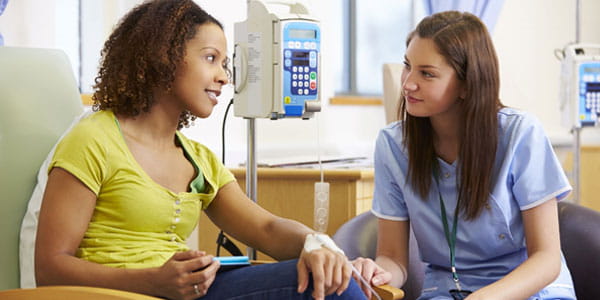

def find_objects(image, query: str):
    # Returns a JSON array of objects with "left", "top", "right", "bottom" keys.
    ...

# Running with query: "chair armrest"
[
  {"left": 0, "top": 286, "right": 161, "bottom": 300},
  {"left": 249, "top": 259, "right": 274, "bottom": 265},
  {"left": 373, "top": 284, "right": 405, "bottom": 300}
]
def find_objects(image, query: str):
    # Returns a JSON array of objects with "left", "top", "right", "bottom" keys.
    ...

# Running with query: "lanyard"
[{"left": 434, "top": 174, "right": 464, "bottom": 292}]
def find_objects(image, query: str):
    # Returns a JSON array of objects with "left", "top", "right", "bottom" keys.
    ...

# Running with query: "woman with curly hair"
[{"left": 34, "top": 1, "right": 366, "bottom": 299}]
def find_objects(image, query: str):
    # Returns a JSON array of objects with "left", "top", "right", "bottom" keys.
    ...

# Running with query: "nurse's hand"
[
  {"left": 153, "top": 250, "right": 219, "bottom": 300},
  {"left": 351, "top": 257, "right": 392, "bottom": 299},
  {"left": 297, "top": 248, "right": 353, "bottom": 300}
]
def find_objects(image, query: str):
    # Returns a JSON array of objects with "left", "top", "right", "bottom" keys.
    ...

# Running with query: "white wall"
[
  {"left": 192, "top": 0, "right": 600, "bottom": 167},
  {"left": 179, "top": 0, "right": 386, "bottom": 167},
  {"left": 2, "top": 0, "right": 600, "bottom": 167},
  {"left": 0, "top": 0, "right": 79, "bottom": 85},
  {"left": 494, "top": 0, "right": 600, "bottom": 145}
]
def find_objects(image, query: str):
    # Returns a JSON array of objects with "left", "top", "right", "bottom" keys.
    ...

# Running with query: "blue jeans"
[{"left": 200, "top": 259, "right": 367, "bottom": 299}]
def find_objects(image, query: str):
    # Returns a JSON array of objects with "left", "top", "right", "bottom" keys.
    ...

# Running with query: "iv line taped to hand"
[{"left": 305, "top": 234, "right": 383, "bottom": 300}]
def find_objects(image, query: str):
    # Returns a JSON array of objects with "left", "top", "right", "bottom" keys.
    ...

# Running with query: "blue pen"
[{"left": 213, "top": 256, "right": 250, "bottom": 265}]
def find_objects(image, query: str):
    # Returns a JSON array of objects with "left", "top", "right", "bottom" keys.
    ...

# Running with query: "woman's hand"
[
  {"left": 296, "top": 248, "right": 353, "bottom": 300},
  {"left": 152, "top": 250, "right": 220, "bottom": 300},
  {"left": 351, "top": 257, "right": 392, "bottom": 299}
]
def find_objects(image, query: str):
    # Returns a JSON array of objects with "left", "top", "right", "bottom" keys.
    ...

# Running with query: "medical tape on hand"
[{"left": 304, "top": 233, "right": 345, "bottom": 254}]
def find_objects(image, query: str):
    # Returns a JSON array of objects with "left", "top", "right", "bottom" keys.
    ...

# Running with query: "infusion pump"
[
  {"left": 559, "top": 44, "right": 600, "bottom": 128},
  {"left": 233, "top": 0, "right": 321, "bottom": 119}
]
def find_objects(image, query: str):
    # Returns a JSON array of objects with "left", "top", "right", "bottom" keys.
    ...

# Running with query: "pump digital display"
[
  {"left": 588, "top": 82, "right": 600, "bottom": 91},
  {"left": 293, "top": 60, "right": 309, "bottom": 66},
  {"left": 293, "top": 51, "right": 309, "bottom": 58},
  {"left": 289, "top": 29, "right": 316, "bottom": 39},
  {"left": 584, "top": 67, "right": 600, "bottom": 74}
]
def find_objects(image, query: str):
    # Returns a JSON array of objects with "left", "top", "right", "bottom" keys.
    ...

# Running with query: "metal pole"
[
  {"left": 242, "top": 0, "right": 257, "bottom": 261},
  {"left": 246, "top": 118, "right": 257, "bottom": 260},
  {"left": 348, "top": 0, "right": 357, "bottom": 94},
  {"left": 575, "top": 0, "right": 581, "bottom": 44},
  {"left": 78, "top": 0, "right": 82, "bottom": 93},
  {"left": 572, "top": 0, "right": 581, "bottom": 203},
  {"left": 572, "top": 127, "right": 581, "bottom": 203}
]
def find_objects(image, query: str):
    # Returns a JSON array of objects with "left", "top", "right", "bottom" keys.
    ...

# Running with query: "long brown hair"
[
  {"left": 400, "top": 11, "right": 503, "bottom": 219},
  {"left": 92, "top": 0, "right": 224, "bottom": 129}
]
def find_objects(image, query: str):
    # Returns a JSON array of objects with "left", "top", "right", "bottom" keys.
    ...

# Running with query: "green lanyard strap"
[{"left": 434, "top": 174, "right": 463, "bottom": 291}]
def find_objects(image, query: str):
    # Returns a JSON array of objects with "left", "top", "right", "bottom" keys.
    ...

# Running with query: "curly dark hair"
[{"left": 92, "top": 0, "right": 224, "bottom": 129}]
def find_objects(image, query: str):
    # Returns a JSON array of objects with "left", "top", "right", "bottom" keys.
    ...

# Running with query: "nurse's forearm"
[
  {"left": 375, "top": 255, "right": 407, "bottom": 288},
  {"left": 471, "top": 250, "right": 561, "bottom": 300}
]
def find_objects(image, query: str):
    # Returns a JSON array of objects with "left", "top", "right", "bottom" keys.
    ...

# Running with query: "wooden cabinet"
[
  {"left": 197, "top": 168, "right": 374, "bottom": 259},
  {"left": 562, "top": 146, "right": 600, "bottom": 212}
]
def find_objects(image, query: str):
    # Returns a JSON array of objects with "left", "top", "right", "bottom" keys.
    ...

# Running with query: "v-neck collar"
[{"left": 111, "top": 112, "right": 206, "bottom": 195}]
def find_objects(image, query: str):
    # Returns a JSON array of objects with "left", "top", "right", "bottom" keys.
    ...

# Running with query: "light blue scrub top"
[{"left": 372, "top": 108, "right": 576, "bottom": 300}]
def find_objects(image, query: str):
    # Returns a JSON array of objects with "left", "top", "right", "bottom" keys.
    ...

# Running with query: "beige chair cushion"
[
  {"left": 0, "top": 47, "right": 83, "bottom": 289},
  {"left": 19, "top": 110, "right": 91, "bottom": 288},
  {"left": 382, "top": 63, "right": 404, "bottom": 124}
]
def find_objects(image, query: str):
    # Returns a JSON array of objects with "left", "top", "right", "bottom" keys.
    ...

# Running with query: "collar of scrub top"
[{"left": 433, "top": 169, "right": 472, "bottom": 299}]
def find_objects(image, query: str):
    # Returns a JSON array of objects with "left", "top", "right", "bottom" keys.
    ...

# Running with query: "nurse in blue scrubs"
[{"left": 352, "top": 11, "right": 576, "bottom": 300}]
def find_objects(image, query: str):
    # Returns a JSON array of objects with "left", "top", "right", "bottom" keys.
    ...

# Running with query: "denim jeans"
[{"left": 200, "top": 259, "right": 367, "bottom": 299}]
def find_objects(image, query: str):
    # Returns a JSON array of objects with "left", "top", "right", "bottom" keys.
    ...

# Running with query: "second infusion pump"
[
  {"left": 559, "top": 44, "right": 600, "bottom": 128},
  {"left": 233, "top": 1, "right": 321, "bottom": 119}
]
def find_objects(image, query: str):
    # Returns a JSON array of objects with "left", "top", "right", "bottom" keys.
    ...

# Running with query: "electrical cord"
[{"left": 221, "top": 98, "right": 234, "bottom": 166}]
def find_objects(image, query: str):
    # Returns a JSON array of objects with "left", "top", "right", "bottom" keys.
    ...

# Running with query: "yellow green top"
[{"left": 49, "top": 110, "right": 235, "bottom": 268}]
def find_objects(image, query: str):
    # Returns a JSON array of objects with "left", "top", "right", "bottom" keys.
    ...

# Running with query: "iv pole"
[
  {"left": 246, "top": 117, "right": 257, "bottom": 260},
  {"left": 244, "top": 0, "right": 258, "bottom": 261},
  {"left": 239, "top": 0, "right": 317, "bottom": 259},
  {"left": 571, "top": 0, "right": 581, "bottom": 204}
]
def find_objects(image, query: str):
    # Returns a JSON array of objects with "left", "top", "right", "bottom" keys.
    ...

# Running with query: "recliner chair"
[
  {"left": 0, "top": 46, "right": 160, "bottom": 299},
  {"left": 333, "top": 201, "right": 600, "bottom": 300},
  {"left": 0, "top": 46, "right": 83, "bottom": 290},
  {"left": 558, "top": 201, "right": 600, "bottom": 300}
]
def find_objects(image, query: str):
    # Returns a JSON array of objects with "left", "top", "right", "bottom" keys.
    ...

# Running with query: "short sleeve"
[
  {"left": 207, "top": 149, "right": 236, "bottom": 190},
  {"left": 201, "top": 150, "right": 235, "bottom": 209},
  {"left": 178, "top": 134, "right": 236, "bottom": 210},
  {"left": 371, "top": 126, "right": 410, "bottom": 221},
  {"left": 509, "top": 115, "right": 571, "bottom": 210},
  {"left": 49, "top": 123, "right": 107, "bottom": 195}
]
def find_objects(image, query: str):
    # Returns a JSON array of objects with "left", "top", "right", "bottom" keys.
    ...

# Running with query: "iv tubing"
[{"left": 316, "top": 113, "right": 324, "bottom": 182}]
